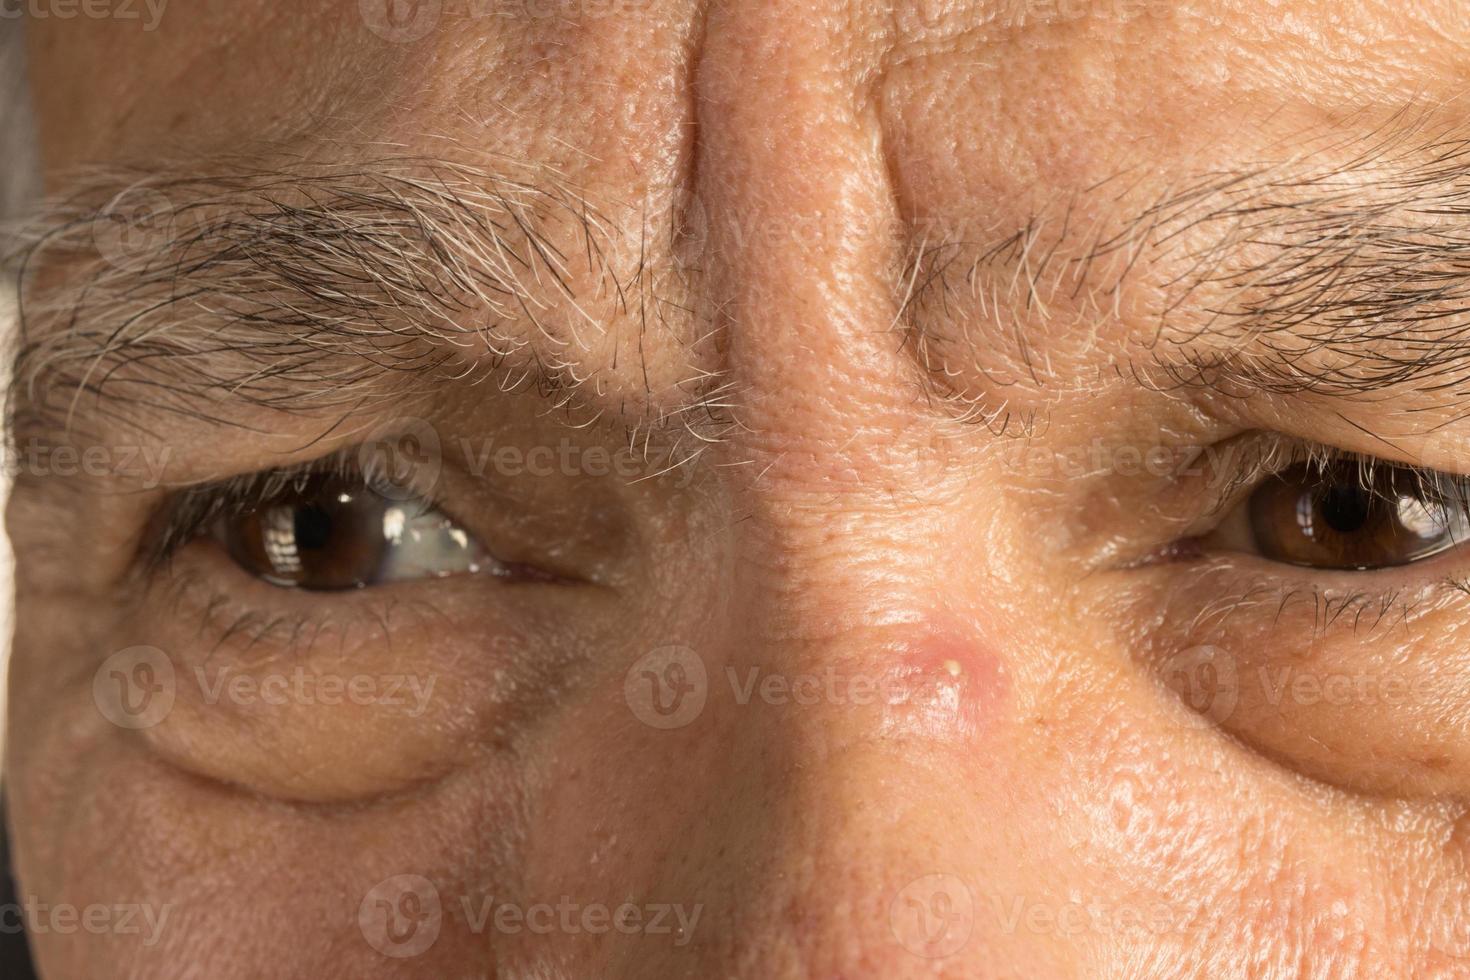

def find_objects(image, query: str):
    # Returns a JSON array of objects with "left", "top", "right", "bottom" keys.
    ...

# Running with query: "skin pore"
[{"left": 10, "top": 0, "right": 1470, "bottom": 976}]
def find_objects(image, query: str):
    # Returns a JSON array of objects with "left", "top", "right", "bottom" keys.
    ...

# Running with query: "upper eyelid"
[
  {"left": 1193, "top": 442, "right": 1470, "bottom": 572},
  {"left": 1178, "top": 433, "right": 1469, "bottom": 512},
  {"left": 1165, "top": 433, "right": 1330, "bottom": 517},
  {"left": 145, "top": 450, "right": 447, "bottom": 570},
  {"left": 1097, "top": 433, "right": 1470, "bottom": 563}
]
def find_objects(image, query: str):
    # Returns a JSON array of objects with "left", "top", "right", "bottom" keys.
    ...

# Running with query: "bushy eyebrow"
[
  {"left": 901, "top": 112, "right": 1470, "bottom": 414},
  {"left": 16, "top": 119, "right": 1470, "bottom": 459},
  {"left": 3, "top": 157, "right": 729, "bottom": 462}
]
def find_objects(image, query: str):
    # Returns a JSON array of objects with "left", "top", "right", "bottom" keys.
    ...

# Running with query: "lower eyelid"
[
  {"left": 1105, "top": 557, "right": 1470, "bottom": 797},
  {"left": 167, "top": 529, "right": 591, "bottom": 648},
  {"left": 113, "top": 517, "right": 622, "bottom": 804},
  {"left": 1114, "top": 553, "right": 1470, "bottom": 635},
  {"left": 162, "top": 540, "right": 446, "bottom": 647}
]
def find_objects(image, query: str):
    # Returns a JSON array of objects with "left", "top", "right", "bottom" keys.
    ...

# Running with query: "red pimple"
[{"left": 877, "top": 628, "right": 1008, "bottom": 740}]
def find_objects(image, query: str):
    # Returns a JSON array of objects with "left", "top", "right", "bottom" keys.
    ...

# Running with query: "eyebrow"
[
  {"left": 899, "top": 111, "right": 1470, "bottom": 414},
  {"left": 15, "top": 119, "right": 1470, "bottom": 458},
  {"left": 4, "top": 156, "right": 729, "bottom": 463}
]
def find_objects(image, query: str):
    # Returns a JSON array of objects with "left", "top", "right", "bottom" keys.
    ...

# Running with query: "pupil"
[
  {"left": 1317, "top": 482, "right": 1372, "bottom": 534},
  {"left": 293, "top": 504, "right": 335, "bottom": 551}
]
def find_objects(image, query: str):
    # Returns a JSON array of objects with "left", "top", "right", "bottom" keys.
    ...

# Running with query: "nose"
[
  {"left": 699, "top": 619, "right": 1052, "bottom": 975},
  {"left": 639, "top": 3, "right": 1079, "bottom": 973}
]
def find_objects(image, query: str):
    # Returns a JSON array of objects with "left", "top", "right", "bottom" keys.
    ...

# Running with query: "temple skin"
[{"left": 11, "top": 0, "right": 1470, "bottom": 977}]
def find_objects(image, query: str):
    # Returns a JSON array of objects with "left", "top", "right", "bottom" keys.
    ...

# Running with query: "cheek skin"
[{"left": 1112, "top": 564, "right": 1470, "bottom": 799}]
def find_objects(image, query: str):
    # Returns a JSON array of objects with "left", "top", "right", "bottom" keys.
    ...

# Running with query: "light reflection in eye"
[
  {"left": 218, "top": 478, "right": 507, "bottom": 591},
  {"left": 377, "top": 506, "right": 497, "bottom": 583},
  {"left": 1239, "top": 461, "right": 1470, "bottom": 570},
  {"left": 261, "top": 508, "right": 303, "bottom": 582},
  {"left": 1396, "top": 495, "right": 1453, "bottom": 542},
  {"left": 382, "top": 506, "right": 406, "bottom": 544}
]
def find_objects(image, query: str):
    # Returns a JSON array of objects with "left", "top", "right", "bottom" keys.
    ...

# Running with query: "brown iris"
[
  {"left": 1247, "top": 462, "right": 1468, "bottom": 570},
  {"left": 220, "top": 476, "right": 397, "bottom": 590}
]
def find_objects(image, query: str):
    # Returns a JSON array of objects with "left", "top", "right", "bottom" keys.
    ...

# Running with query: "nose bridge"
[
  {"left": 706, "top": 609, "right": 1045, "bottom": 975},
  {"left": 693, "top": 0, "right": 915, "bottom": 463},
  {"left": 700, "top": 484, "right": 1034, "bottom": 973},
  {"left": 685, "top": 6, "right": 1065, "bottom": 973}
]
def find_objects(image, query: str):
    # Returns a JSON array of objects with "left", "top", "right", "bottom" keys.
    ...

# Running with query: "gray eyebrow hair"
[
  {"left": 4, "top": 156, "right": 731, "bottom": 463},
  {"left": 900, "top": 111, "right": 1470, "bottom": 420},
  {"left": 20, "top": 120, "right": 1470, "bottom": 461}
]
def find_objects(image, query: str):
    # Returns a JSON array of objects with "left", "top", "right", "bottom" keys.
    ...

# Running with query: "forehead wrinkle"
[
  {"left": 900, "top": 107, "right": 1470, "bottom": 417},
  {"left": 4, "top": 154, "right": 731, "bottom": 462}
]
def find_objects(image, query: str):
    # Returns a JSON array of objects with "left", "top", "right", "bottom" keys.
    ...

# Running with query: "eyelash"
[
  {"left": 143, "top": 430, "right": 1470, "bottom": 613},
  {"left": 1198, "top": 433, "right": 1470, "bottom": 517},
  {"left": 1151, "top": 437, "right": 1470, "bottom": 622},
  {"left": 143, "top": 450, "right": 436, "bottom": 571}
]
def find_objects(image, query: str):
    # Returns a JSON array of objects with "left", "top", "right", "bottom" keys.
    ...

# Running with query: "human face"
[{"left": 10, "top": 1, "right": 1470, "bottom": 976}]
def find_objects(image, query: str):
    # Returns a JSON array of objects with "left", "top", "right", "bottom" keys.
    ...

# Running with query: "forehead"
[
  {"left": 19, "top": 0, "right": 1470, "bottom": 440},
  {"left": 28, "top": 0, "right": 1470, "bottom": 173}
]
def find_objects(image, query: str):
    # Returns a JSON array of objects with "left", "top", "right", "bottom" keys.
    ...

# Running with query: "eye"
[
  {"left": 212, "top": 473, "right": 505, "bottom": 590},
  {"left": 1227, "top": 460, "right": 1470, "bottom": 570}
]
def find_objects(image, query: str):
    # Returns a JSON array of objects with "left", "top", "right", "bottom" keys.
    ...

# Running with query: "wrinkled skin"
[{"left": 11, "top": 0, "right": 1470, "bottom": 977}]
